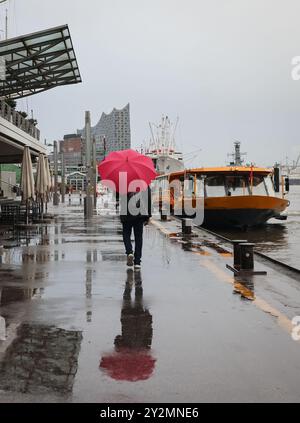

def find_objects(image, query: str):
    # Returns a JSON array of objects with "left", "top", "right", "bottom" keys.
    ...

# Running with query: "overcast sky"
[{"left": 2, "top": 0, "right": 300, "bottom": 166}]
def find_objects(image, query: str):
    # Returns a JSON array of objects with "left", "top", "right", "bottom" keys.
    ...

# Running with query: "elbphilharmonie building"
[{"left": 78, "top": 103, "right": 131, "bottom": 162}]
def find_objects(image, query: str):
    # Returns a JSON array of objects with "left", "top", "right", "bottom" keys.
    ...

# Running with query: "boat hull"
[
  {"left": 176, "top": 196, "right": 289, "bottom": 228},
  {"left": 202, "top": 208, "right": 280, "bottom": 228}
]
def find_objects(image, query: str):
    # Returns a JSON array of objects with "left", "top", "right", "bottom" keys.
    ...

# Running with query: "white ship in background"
[{"left": 144, "top": 115, "right": 184, "bottom": 175}]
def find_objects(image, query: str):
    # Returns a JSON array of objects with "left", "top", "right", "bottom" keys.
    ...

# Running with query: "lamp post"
[
  {"left": 92, "top": 136, "right": 97, "bottom": 207},
  {"left": 84, "top": 111, "right": 93, "bottom": 218},
  {"left": 61, "top": 151, "right": 65, "bottom": 203},
  {"left": 53, "top": 140, "right": 59, "bottom": 206}
]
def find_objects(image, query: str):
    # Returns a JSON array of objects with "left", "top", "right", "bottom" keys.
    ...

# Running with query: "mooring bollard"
[
  {"left": 240, "top": 243, "right": 255, "bottom": 270},
  {"left": 226, "top": 241, "right": 267, "bottom": 275},
  {"left": 232, "top": 239, "right": 248, "bottom": 270},
  {"left": 160, "top": 208, "right": 168, "bottom": 221},
  {"left": 182, "top": 218, "right": 193, "bottom": 235}
]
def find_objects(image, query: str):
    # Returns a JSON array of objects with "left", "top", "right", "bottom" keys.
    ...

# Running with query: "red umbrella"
[
  {"left": 98, "top": 149, "right": 157, "bottom": 194},
  {"left": 100, "top": 348, "right": 156, "bottom": 382}
]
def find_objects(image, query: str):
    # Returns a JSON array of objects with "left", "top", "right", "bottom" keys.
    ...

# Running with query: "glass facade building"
[{"left": 78, "top": 104, "right": 131, "bottom": 162}]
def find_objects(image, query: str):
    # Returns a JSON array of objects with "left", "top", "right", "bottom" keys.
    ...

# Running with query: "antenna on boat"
[{"left": 228, "top": 141, "right": 247, "bottom": 166}]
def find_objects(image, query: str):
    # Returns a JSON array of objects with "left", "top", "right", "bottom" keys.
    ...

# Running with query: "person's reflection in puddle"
[
  {"left": 100, "top": 269, "right": 155, "bottom": 382},
  {"left": 115, "top": 269, "right": 153, "bottom": 351}
]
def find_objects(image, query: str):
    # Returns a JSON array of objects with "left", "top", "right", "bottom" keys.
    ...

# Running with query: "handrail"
[{"left": 0, "top": 101, "right": 40, "bottom": 141}]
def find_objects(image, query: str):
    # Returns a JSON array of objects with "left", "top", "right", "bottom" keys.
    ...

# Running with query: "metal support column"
[
  {"left": 92, "top": 136, "right": 97, "bottom": 208},
  {"left": 84, "top": 111, "right": 93, "bottom": 218},
  {"left": 53, "top": 140, "right": 59, "bottom": 206},
  {"left": 61, "top": 151, "right": 65, "bottom": 204}
]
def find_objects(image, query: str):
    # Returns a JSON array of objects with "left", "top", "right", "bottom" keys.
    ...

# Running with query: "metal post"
[
  {"left": 160, "top": 208, "right": 168, "bottom": 221},
  {"left": 84, "top": 111, "right": 93, "bottom": 218},
  {"left": 273, "top": 165, "right": 280, "bottom": 193},
  {"left": 240, "top": 243, "right": 255, "bottom": 270},
  {"left": 53, "top": 141, "right": 59, "bottom": 206},
  {"left": 182, "top": 218, "right": 193, "bottom": 235},
  {"left": 92, "top": 136, "right": 97, "bottom": 207},
  {"left": 79, "top": 190, "right": 82, "bottom": 205},
  {"left": 69, "top": 192, "right": 71, "bottom": 205},
  {"left": 232, "top": 239, "right": 248, "bottom": 270},
  {"left": 159, "top": 187, "right": 162, "bottom": 212},
  {"left": 226, "top": 242, "right": 267, "bottom": 276},
  {"left": 285, "top": 177, "right": 290, "bottom": 193},
  {"left": 61, "top": 151, "right": 65, "bottom": 203},
  {"left": 281, "top": 175, "right": 285, "bottom": 199}
]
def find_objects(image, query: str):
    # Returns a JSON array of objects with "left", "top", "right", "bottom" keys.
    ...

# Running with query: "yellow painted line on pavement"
[
  {"left": 200, "top": 256, "right": 296, "bottom": 339},
  {"left": 152, "top": 218, "right": 296, "bottom": 341},
  {"left": 151, "top": 219, "right": 174, "bottom": 236}
]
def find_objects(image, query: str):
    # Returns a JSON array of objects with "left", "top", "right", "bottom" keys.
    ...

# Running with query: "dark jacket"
[{"left": 120, "top": 187, "right": 152, "bottom": 223}]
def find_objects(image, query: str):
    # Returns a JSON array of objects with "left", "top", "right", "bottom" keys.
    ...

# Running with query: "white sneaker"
[
  {"left": 134, "top": 264, "right": 141, "bottom": 269},
  {"left": 127, "top": 253, "right": 134, "bottom": 267}
]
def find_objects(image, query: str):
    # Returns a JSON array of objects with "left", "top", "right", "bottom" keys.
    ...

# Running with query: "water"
[{"left": 216, "top": 186, "right": 300, "bottom": 269}]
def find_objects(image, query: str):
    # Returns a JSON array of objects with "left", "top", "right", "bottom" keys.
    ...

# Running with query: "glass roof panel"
[
  {"left": 0, "top": 42, "right": 24, "bottom": 53},
  {"left": 0, "top": 25, "right": 81, "bottom": 99},
  {"left": 43, "top": 41, "right": 66, "bottom": 54},
  {"left": 25, "top": 33, "right": 63, "bottom": 46}
]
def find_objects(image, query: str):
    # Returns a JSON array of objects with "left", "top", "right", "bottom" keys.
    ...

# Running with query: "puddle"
[
  {"left": 0, "top": 287, "right": 43, "bottom": 306},
  {"left": 0, "top": 323, "right": 82, "bottom": 394}
]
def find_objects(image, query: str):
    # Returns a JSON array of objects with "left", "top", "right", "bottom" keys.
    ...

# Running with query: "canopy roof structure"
[{"left": 0, "top": 24, "right": 81, "bottom": 99}]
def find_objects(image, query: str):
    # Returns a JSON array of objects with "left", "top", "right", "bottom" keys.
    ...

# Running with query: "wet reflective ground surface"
[
  {"left": 216, "top": 186, "right": 300, "bottom": 269},
  {"left": 1, "top": 198, "right": 300, "bottom": 402}
]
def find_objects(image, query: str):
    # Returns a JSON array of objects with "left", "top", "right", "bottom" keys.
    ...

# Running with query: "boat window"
[
  {"left": 184, "top": 174, "right": 195, "bottom": 198},
  {"left": 153, "top": 177, "right": 168, "bottom": 194},
  {"left": 169, "top": 178, "right": 183, "bottom": 198},
  {"left": 205, "top": 176, "right": 226, "bottom": 197},
  {"left": 264, "top": 175, "right": 275, "bottom": 196},
  {"left": 225, "top": 176, "right": 249, "bottom": 196},
  {"left": 195, "top": 177, "right": 205, "bottom": 197},
  {"left": 250, "top": 176, "right": 268, "bottom": 195}
]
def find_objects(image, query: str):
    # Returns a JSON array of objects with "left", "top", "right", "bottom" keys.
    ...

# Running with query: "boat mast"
[
  {"left": 228, "top": 141, "right": 247, "bottom": 166},
  {"left": 234, "top": 141, "right": 243, "bottom": 165},
  {"left": 148, "top": 115, "right": 180, "bottom": 157},
  {"left": 171, "top": 117, "right": 179, "bottom": 153}
]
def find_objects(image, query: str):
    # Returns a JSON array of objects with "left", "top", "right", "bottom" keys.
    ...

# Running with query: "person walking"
[
  {"left": 98, "top": 149, "right": 156, "bottom": 268},
  {"left": 120, "top": 186, "right": 152, "bottom": 268}
]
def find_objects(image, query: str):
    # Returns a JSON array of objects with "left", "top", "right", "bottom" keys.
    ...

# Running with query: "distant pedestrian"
[{"left": 120, "top": 187, "right": 152, "bottom": 269}]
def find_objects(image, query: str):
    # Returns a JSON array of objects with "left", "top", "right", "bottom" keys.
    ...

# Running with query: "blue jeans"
[{"left": 122, "top": 219, "right": 144, "bottom": 265}]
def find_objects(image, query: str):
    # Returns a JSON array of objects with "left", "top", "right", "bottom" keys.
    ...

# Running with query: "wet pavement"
[
  {"left": 216, "top": 185, "right": 300, "bottom": 269},
  {"left": 1, "top": 198, "right": 300, "bottom": 402}
]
